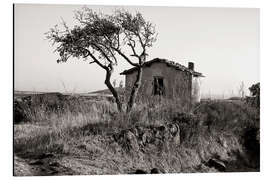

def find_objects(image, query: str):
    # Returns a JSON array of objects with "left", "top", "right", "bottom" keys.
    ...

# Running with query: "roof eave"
[{"left": 119, "top": 58, "right": 205, "bottom": 76}]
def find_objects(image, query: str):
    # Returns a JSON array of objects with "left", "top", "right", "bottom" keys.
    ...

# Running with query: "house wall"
[
  {"left": 125, "top": 62, "right": 192, "bottom": 106},
  {"left": 191, "top": 76, "right": 202, "bottom": 103}
]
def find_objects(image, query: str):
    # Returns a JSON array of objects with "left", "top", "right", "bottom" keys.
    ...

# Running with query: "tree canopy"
[{"left": 46, "top": 7, "right": 157, "bottom": 112}]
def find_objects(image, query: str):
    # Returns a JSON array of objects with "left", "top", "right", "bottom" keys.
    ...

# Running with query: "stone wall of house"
[
  {"left": 124, "top": 62, "right": 192, "bottom": 106},
  {"left": 191, "top": 76, "right": 202, "bottom": 103}
]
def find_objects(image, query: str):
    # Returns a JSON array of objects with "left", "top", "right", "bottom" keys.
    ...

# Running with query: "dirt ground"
[
  {"left": 14, "top": 152, "right": 258, "bottom": 176},
  {"left": 14, "top": 154, "right": 75, "bottom": 176}
]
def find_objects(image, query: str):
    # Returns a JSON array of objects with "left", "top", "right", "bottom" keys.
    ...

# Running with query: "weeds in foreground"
[{"left": 14, "top": 94, "right": 260, "bottom": 173}]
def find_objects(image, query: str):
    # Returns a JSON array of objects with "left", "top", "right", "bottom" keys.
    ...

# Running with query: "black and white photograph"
[{"left": 13, "top": 3, "right": 260, "bottom": 176}]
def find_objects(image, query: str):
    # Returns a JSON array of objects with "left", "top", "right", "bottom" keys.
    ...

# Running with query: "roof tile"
[{"left": 120, "top": 58, "right": 204, "bottom": 77}]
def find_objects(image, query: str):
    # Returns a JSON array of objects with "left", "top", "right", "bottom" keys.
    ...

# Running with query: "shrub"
[{"left": 246, "top": 82, "right": 260, "bottom": 109}]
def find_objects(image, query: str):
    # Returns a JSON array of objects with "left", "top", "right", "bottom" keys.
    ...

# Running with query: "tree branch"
[
  {"left": 91, "top": 43, "right": 113, "bottom": 63},
  {"left": 98, "top": 42, "right": 118, "bottom": 65},
  {"left": 113, "top": 47, "right": 139, "bottom": 67},
  {"left": 83, "top": 48, "right": 108, "bottom": 70}
]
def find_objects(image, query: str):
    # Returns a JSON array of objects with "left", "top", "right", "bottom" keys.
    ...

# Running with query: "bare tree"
[
  {"left": 238, "top": 81, "right": 245, "bottom": 99},
  {"left": 113, "top": 79, "right": 117, "bottom": 88},
  {"left": 46, "top": 7, "right": 157, "bottom": 112},
  {"left": 119, "top": 80, "right": 124, "bottom": 89}
]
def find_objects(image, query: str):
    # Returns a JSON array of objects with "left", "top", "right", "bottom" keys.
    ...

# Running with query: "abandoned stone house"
[{"left": 120, "top": 58, "right": 204, "bottom": 106}]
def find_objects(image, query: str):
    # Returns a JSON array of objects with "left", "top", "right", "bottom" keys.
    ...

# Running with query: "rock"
[
  {"left": 49, "top": 162, "right": 60, "bottom": 167},
  {"left": 76, "top": 144, "right": 87, "bottom": 150},
  {"left": 150, "top": 168, "right": 159, "bottom": 174},
  {"left": 125, "top": 130, "right": 140, "bottom": 152},
  {"left": 168, "top": 123, "right": 180, "bottom": 145},
  {"left": 115, "top": 130, "right": 140, "bottom": 152},
  {"left": 29, "top": 160, "right": 44, "bottom": 165},
  {"left": 206, "top": 158, "right": 226, "bottom": 172},
  {"left": 14, "top": 156, "right": 33, "bottom": 176},
  {"left": 49, "top": 170, "right": 59, "bottom": 175},
  {"left": 134, "top": 169, "right": 147, "bottom": 174},
  {"left": 38, "top": 153, "right": 55, "bottom": 159},
  {"left": 142, "top": 131, "right": 152, "bottom": 144},
  {"left": 218, "top": 136, "right": 228, "bottom": 148},
  {"left": 157, "top": 125, "right": 166, "bottom": 132},
  {"left": 131, "top": 128, "right": 139, "bottom": 137}
]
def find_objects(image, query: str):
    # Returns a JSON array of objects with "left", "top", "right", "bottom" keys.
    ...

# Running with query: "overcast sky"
[{"left": 14, "top": 4, "right": 259, "bottom": 97}]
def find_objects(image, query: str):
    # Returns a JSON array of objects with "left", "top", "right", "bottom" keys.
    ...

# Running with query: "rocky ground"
[
  {"left": 14, "top": 123, "right": 259, "bottom": 176},
  {"left": 13, "top": 93, "right": 260, "bottom": 176},
  {"left": 14, "top": 152, "right": 258, "bottom": 176}
]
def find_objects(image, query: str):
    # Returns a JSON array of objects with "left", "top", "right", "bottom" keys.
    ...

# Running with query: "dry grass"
[{"left": 14, "top": 94, "right": 260, "bottom": 175}]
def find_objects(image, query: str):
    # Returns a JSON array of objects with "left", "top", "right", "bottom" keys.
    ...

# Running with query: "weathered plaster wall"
[
  {"left": 125, "top": 62, "right": 192, "bottom": 105},
  {"left": 191, "top": 77, "right": 202, "bottom": 103}
]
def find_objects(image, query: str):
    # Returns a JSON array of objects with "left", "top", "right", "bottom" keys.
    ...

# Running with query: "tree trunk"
[
  {"left": 126, "top": 67, "right": 143, "bottom": 113},
  {"left": 104, "top": 69, "right": 122, "bottom": 112}
]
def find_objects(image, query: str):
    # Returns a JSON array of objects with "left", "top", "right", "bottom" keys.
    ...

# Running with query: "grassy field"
[{"left": 13, "top": 92, "right": 260, "bottom": 175}]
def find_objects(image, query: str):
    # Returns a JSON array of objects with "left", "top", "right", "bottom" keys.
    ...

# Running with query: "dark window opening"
[{"left": 153, "top": 76, "right": 165, "bottom": 95}]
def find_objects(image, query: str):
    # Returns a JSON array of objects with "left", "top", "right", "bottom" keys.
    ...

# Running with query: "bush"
[
  {"left": 14, "top": 101, "right": 28, "bottom": 123},
  {"left": 246, "top": 82, "right": 260, "bottom": 109},
  {"left": 193, "top": 101, "right": 259, "bottom": 135}
]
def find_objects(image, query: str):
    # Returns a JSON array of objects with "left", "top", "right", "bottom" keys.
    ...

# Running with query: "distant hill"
[
  {"left": 14, "top": 88, "right": 124, "bottom": 98},
  {"left": 14, "top": 90, "right": 46, "bottom": 95},
  {"left": 88, "top": 87, "right": 122, "bottom": 95}
]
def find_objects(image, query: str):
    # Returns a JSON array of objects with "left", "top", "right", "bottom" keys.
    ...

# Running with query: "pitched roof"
[{"left": 120, "top": 58, "right": 204, "bottom": 77}]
